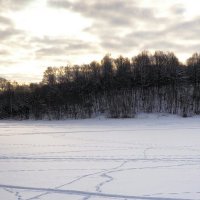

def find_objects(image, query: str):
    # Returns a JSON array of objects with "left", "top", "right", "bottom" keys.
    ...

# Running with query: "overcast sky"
[{"left": 0, "top": 0, "right": 200, "bottom": 82}]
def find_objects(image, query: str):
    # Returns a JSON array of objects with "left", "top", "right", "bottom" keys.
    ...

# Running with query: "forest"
[{"left": 0, "top": 51, "right": 200, "bottom": 119}]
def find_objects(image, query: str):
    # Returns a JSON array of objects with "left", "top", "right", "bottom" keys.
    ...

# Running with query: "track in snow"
[{"left": 1, "top": 115, "right": 200, "bottom": 200}]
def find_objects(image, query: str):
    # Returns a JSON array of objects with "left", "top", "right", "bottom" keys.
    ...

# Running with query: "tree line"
[{"left": 1, "top": 51, "right": 200, "bottom": 119}]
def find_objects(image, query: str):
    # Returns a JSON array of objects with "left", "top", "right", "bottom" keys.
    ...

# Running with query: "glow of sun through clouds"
[
  {"left": 10, "top": 1, "right": 90, "bottom": 37},
  {"left": 0, "top": 0, "right": 200, "bottom": 82}
]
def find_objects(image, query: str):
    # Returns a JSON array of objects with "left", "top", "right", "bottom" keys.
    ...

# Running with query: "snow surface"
[{"left": 0, "top": 113, "right": 200, "bottom": 200}]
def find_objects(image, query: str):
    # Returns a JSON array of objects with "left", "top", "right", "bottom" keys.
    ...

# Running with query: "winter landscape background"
[{"left": 1, "top": 0, "right": 200, "bottom": 199}]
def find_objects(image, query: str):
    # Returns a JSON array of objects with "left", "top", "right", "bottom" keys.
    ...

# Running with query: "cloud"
[
  {"left": 0, "top": 27, "right": 24, "bottom": 41},
  {"left": 0, "top": 50, "right": 9, "bottom": 55},
  {"left": 36, "top": 47, "right": 67, "bottom": 58},
  {"left": 0, "top": 0, "right": 33, "bottom": 11},
  {"left": 170, "top": 4, "right": 185, "bottom": 16},
  {"left": 34, "top": 37, "right": 100, "bottom": 59},
  {"left": 167, "top": 17, "right": 200, "bottom": 40},
  {"left": 0, "top": 14, "right": 29, "bottom": 74},
  {"left": 48, "top": 0, "right": 158, "bottom": 26},
  {"left": 1, "top": 0, "right": 200, "bottom": 82},
  {"left": 0, "top": 15, "right": 13, "bottom": 26},
  {"left": 0, "top": 60, "right": 17, "bottom": 66},
  {"left": 47, "top": 0, "right": 169, "bottom": 53},
  {"left": 47, "top": 0, "right": 200, "bottom": 58},
  {"left": 0, "top": 14, "right": 25, "bottom": 42}
]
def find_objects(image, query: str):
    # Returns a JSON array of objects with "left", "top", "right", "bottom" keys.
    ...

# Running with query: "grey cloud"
[
  {"left": 0, "top": 60, "right": 18, "bottom": 66},
  {"left": 0, "top": 27, "right": 24, "bottom": 41},
  {"left": 157, "top": 17, "right": 200, "bottom": 41},
  {"left": 170, "top": 4, "right": 185, "bottom": 16},
  {"left": 127, "top": 18, "right": 200, "bottom": 53},
  {"left": 36, "top": 47, "right": 67, "bottom": 57},
  {"left": 171, "top": 17, "right": 200, "bottom": 32},
  {"left": 142, "top": 41, "right": 200, "bottom": 54},
  {"left": 128, "top": 30, "right": 165, "bottom": 40},
  {"left": 48, "top": 0, "right": 158, "bottom": 26},
  {"left": 31, "top": 36, "right": 68, "bottom": 46},
  {"left": 32, "top": 36, "right": 98, "bottom": 50},
  {"left": 0, "top": 15, "right": 13, "bottom": 26},
  {"left": 48, "top": 0, "right": 171, "bottom": 55},
  {"left": 100, "top": 16, "right": 200, "bottom": 55},
  {"left": 47, "top": 0, "right": 71, "bottom": 9},
  {"left": 0, "top": 0, "right": 33, "bottom": 11},
  {"left": 0, "top": 14, "right": 25, "bottom": 42},
  {"left": 48, "top": 0, "right": 200, "bottom": 58},
  {"left": 34, "top": 36, "right": 100, "bottom": 59},
  {"left": 143, "top": 41, "right": 183, "bottom": 51},
  {"left": 31, "top": 36, "right": 95, "bottom": 48},
  {"left": 1, "top": 0, "right": 200, "bottom": 81},
  {"left": 66, "top": 41, "right": 95, "bottom": 51},
  {"left": 97, "top": 32, "right": 139, "bottom": 52},
  {"left": 0, "top": 50, "right": 9, "bottom": 55},
  {"left": 127, "top": 16, "right": 200, "bottom": 43}
]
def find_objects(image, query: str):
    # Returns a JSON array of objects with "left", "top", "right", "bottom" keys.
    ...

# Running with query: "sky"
[{"left": 0, "top": 0, "right": 200, "bottom": 83}]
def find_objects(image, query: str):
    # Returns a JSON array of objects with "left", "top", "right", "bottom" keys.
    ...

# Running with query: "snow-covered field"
[{"left": 0, "top": 114, "right": 200, "bottom": 200}]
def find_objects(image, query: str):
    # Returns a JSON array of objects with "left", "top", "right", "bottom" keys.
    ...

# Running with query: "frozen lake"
[{"left": 0, "top": 114, "right": 200, "bottom": 200}]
